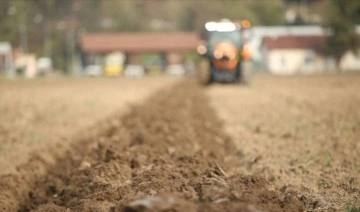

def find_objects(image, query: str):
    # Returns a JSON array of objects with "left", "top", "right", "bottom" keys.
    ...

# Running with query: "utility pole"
[
  {"left": 43, "top": 21, "right": 52, "bottom": 58},
  {"left": 303, "top": 0, "right": 309, "bottom": 23},
  {"left": 19, "top": 1, "right": 28, "bottom": 54},
  {"left": 19, "top": 24, "right": 28, "bottom": 54},
  {"left": 0, "top": 42, "right": 14, "bottom": 78}
]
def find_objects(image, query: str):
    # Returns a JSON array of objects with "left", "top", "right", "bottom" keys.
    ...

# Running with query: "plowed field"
[{"left": 0, "top": 74, "right": 359, "bottom": 212}]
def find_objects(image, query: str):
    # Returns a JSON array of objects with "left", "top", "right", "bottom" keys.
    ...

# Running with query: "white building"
[
  {"left": 261, "top": 34, "right": 360, "bottom": 74},
  {"left": 248, "top": 25, "right": 360, "bottom": 73},
  {"left": 339, "top": 50, "right": 360, "bottom": 72},
  {"left": 260, "top": 35, "right": 335, "bottom": 75},
  {"left": 246, "top": 25, "right": 328, "bottom": 67}
]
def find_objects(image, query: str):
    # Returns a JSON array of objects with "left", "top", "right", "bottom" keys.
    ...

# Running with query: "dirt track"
[{"left": 0, "top": 74, "right": 359, "bottom": 211}]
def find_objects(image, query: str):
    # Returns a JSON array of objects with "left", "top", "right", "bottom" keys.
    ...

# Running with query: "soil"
[
  {"left": 0, "top": 76, "right": 178, "bottom": 174},
  {"left": 207, "top": 74, "right": 360, "bottom": 211},
  {"left": 0, "top": 74, "right": 359, "bottom": 212}
]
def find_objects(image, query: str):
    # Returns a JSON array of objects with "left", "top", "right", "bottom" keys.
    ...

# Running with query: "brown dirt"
[
  {"left": 207, "top": 73, "right": 360, "bottom": 211},
  {"left": 1, "top": 79, "right": 305, "bottom": 212},
  {"left": 0, "top": 76, "right": 178, "bottom": 174},
  {"left": 1, "top": 74, "right": 359, "bottom": 212}
]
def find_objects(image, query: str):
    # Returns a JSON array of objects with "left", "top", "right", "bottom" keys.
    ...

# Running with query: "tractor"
[{"left": 196, "top": 19, "right": 252, "bottom": 84}]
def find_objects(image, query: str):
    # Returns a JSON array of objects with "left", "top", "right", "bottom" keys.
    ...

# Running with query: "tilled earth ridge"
[
  {"left": 0, "top": 77, "right": 178, "bottom": 175},
  {"left": 17, "top": 80, "right": 305, "bottom": 212},
  {"left": 206, "top": 74, "right": 360, "bottom": 211}
]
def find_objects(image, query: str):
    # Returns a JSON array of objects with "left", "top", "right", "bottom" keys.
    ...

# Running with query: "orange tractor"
[{"left": 197, "top": 19, "right": 252, "bottom": 84}]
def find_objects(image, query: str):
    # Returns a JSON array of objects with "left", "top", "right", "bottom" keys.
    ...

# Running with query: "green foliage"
[
  {"left": 346, "top": 206, "right": 360, "bottom": 212},
  {"left": 249, "top": 2, "right": 284, "bottom": 26},
  {"left": 324, "top": 0, "right": 360, "bottom": 59},
  {"left": 220, "top": 0, "right": 283, "bottom": 26},
  {"left": 317, "top": 178, "right": 330, "bottom": 189},
  {"left": 180, "top": 8, "right": 196, "bottom": 31},
  {"left": 283, "top": 0, "right": 318, "bottom": 5}
]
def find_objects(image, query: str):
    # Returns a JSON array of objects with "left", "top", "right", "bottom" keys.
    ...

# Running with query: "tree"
[
  {"left": 324, "top": 0, "right": 360, "bottom": 66},
  {"left": 249, "top": 1, "right": 283, "bottom": 26},
  {"left": 180, "top": 7, "right": 196, "bottom": 31}
]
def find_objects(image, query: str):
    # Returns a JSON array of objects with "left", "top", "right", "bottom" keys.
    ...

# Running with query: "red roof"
[
  {"left": 262, "top": 35, "right": 326, "bottom": 53},
  {"left": 78, "top": 32, "right": 200, "bottom": 53}
]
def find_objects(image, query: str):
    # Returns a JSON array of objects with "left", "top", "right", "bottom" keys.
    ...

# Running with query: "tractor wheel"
[
  {"left": 238, "top": 60, "right": 253, "bottom": 85},
  {"left": 197, "top": 58, "right": 212, "bottom": 85}
]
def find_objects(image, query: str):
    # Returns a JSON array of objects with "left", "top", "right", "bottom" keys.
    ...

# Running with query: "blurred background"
[{"left": 0, "top": 0, "right": 359, "bottom": 78}]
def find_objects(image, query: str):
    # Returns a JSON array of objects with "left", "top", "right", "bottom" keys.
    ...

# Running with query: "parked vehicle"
[
  {"left": 144, "top": 57, "right": 165, "bottom": 76},
  {"left": 165, "top": 64, "right": 186, "bottom": 76},
  {"left": 36, "top": 57, "right": 53, "bottom": 76},
  {"left": 104, "top": 52, "right": 125, "bottom": 76},
  {"left": 124, "top": 65, "right": 145, "bottom": 77},
  {"left": 85, "top": 65, "right": 102, "bottom": 77}
]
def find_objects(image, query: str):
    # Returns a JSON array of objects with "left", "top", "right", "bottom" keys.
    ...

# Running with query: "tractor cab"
[{"left": 197, "top": 19, "right": 252, "bottom": 84}]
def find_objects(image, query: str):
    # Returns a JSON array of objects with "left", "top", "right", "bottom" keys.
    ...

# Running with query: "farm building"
[
  {"left": 260, "top": 35, "right": 360, "bottom": 74},
  {"left": 339, "top": 50, "right": 360, "bottom": 71},
  {"left": 246, "top": 25, "right": 328, "bottom": 70},
  {"left": 248, "top": 25, "right": 360, "bottom": 74},
  {"left": 260, "top": 35, "right": 330, "bottom": 75},
  {"left": 77, "top": 33, "right": 199, "bottom": 76},
  {"left": 77, "top": 27, "right": 360, "bottom": 76}
]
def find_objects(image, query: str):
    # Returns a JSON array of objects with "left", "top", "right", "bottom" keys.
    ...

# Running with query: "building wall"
[
  {"left": 340, "top": 51, "right": 360, "bottom": 71},
  {"left": 264, "top": 49, "right": 325, "bottom": 75},
  {"left": 15, "top": 54, "right": 37, "bottom": 78}
]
